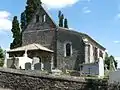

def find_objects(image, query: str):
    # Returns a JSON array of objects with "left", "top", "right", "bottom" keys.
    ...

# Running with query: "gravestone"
[
  {"left": 34, "top": 63, "right": 41, "bottom": 70},
  {"left": 25, "top": 63, "right": 31, "bottom": 70},
  {"left": 32, "top": 57, "right": 40, "bottom": 70}
]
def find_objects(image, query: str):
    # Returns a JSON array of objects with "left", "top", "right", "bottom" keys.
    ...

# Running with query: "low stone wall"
[{"left": 0, "top": 67, "right": 117, "bottom": 90}]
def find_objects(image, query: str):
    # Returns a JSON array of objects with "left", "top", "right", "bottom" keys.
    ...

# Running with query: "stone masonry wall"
[
  {"left": 57, "top": 29, "right": 85, "bottom": 71},
  {"left": 0, "top": 68, "right": 103, "bottom": 90},
  {"left": 0, "top": 67, "right": 119, "bottom": 90}
]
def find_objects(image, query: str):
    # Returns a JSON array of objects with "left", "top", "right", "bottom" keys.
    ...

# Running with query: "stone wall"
[
  {"left": 22, "top": 30, "right": 55, "bottom": 49},
  {"left": 0, "top": 67, "right": 117, "bottom": 90},
  {"left": 23, "top": 28, "right": 85, "bottom": 71},
  {"left": 25, "top": 5, "right": 56, "bottom": 31},
  {"left": 22, "top": 3, "right": 86, "bottom": 72},
  {"left": 57, "top": 29, "right": 85, "bottom": 71}
]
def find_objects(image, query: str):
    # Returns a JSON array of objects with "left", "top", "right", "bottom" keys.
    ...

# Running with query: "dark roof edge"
[
  {"left": 58, "top": 27, "right": 106, "bottom": 50},
  {"left": 83, "top": 33, "right": 106, "bottom": 50}
]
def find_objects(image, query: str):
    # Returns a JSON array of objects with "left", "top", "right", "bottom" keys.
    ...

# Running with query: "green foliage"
[
  {"left": 114, "top": 59, "right": 117, "bottom": 69},
  {"left": 11, "top": 0, "right": 42, "bottom": 49},
  {"left": 25, "top": 0, "right": 41, "bottom": 25},
  {"left": 58, "top": 11, "right": 61, "bottom": 19},
  {"left": 64, "top": 18, "right": 68, "bottom": 28},
  {"left": 0, "top": 47, "right": 4, "bottom": 67},
  {"left": 59, "top": 14, "right": 64, "bottom": 27},
  {"left": 20, "top": 11, "right": 26, "bottom": 32},
  {"left": 10, "top": 16, "right": 22, "bottom": 49},
  {"left": 104, "top": 53, "right": 117, "bottom": 70},
  {"left": 104, "top": 53, "right": 110, "bottom": 70},
  {"left": 58, "top": 11, "right": 69, "bottom": 28},
  {"left": 58, "top": 11, "right": 64, "bottom": 27},
  {"left": 109, "top": 55, "right": 117, "bottom": 69}
]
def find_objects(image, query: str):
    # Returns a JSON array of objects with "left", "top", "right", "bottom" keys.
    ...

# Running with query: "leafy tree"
[
  {"left": 58, "top": 11, "right": 69, "bottom": 28},
  {"left": 64, "top": 18, "right": 68, "bottom": 28},
  {"left": 10, "top": 16, "right": 22, "bottom": 49},
  {"left": 58, "top": 11, "right": 61, "bottom": 19},
  {"left": 110, "top": 55, "right": 117, "bottom": 69},
  {"left": 25, "top": 0, "right": 41, "bottom": 25},
  {"left": 109, "top": 55, "right": 117, "bottom": 69},
  {"left": 20, "top": 11, "right": 26, "bottom": 32},
  {"left": 59, "top": 14, "right": 64, "bottom": 27},
  {"left": 21, "top": 0, "right": 41, "bottom": 31},
  {"left": 0, "top": 47, "right": 4, "bottom": 67},
  {"left": 114, "top": 59, "right": 117, "bottom": 69},
  {"left": 58, "top": 11, "right": 64, "bottom": 27},
  {"left": 104, "top": 53, "right": 110, "bottom": 69},
  {"left": 104, "top": 54, "right": 117, "bottom": 70}
]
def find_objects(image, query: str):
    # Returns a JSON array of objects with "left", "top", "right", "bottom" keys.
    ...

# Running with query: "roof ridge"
[
  {"left": 59, "top": 28, "right": 105, "bottom": 50},
  {"left": 34, "top": 43, "right": 41, "bottom": 49},
  {"left": 41, "top": 3, "right": 58, "bottom": 28}
]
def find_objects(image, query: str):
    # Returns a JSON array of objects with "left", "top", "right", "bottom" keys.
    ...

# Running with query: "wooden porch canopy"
[{"left": 7, "top": 43, "right": 53, "bottom": 53}]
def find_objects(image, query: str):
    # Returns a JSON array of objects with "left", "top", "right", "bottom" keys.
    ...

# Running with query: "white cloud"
[
  {"left": 80, "top": 0, "right": 91, "bottom": 2},
  {"left": 87, "top": 0, "right": 91, "bottom": 2},
  {"left": 41, "top": 0, "right": 79, "bottom": 9},
  {"left": 114, "top": 13, "right": 120, "bottom": 21},
  {"left": 116, "top": 13, "right": 120, "bottom": 19},
  {"left": 82, "top": 7, "right": 91, "bottom": 14},
  {"left": 113, "top": 40, "right": 120, "bottom": 44},
  {"left": 0, "top": 11, "right": 11, "bottom": 19},
  {"left": 0, "top": 11, "right": 12, "bottom": 31}
]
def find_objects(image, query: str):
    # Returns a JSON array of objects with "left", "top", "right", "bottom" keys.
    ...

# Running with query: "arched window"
[
  {"left": 64, "top": 42, "right": 72, "bottom": 57},
  {"left": 36, "top": 15, "right": 39, "bottom": 22}
]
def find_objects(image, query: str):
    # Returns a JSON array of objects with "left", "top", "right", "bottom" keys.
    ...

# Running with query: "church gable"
[{"left": 25, "top": 4, "right": 56, "bottom": 31}]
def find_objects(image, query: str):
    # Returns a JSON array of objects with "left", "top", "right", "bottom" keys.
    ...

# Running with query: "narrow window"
[
  {"left": 43, "top": 14, "right": 46, "bottom": 22},
  {"left": 93, "top": 47, "right": 98, "bottom": 61},
  {"left": 66, "top": 43, "right": 71, "bottom": 56},
  {"left": 99, "top": 50, "right": 103, "bottom": 58},
  {"left": 36, "top": 15, "right": 39, "bottom": 22},
  {"left": 42, "top": 14, "right": 46, "bottom": 22},
  {"left": 88, "top": 45, "right": 90, "bottom": 63}
]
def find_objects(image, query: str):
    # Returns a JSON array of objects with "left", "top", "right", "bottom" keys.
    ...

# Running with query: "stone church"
[{"left": 7, "top": 1, "right": 106, "bottom": 75}]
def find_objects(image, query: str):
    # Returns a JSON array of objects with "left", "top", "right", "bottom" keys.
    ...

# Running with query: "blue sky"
[{"left": 0, "top": 0, "right": 120, "bottom": 58}]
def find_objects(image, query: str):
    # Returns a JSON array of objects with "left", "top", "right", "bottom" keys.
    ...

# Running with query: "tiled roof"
[
  {"left": 7, "top": 43, "right": 53, "bottom": 53},
  {"left": 58, "top": 27, "right": 106, "bottom": 50}
]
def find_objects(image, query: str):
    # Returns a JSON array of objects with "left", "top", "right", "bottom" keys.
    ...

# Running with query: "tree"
[
  {"left": 10, "top": 16, "right": 22, "bottom": 49},
  {"left": 20, "top": 11, "right": 26, "bottom": 32},
  {"left": 0, "top": 47, "right": 4, "bottom": 67},
  {"left": 114, "top": 59, "right": 117, "bottom": 69},
  {"left": 104, "top": 54, "right": 117, "bottom": 70},
  {"left": 21, "top": 0, "right": 39, "bottom": 31},
  {"left": 58, "top": 11, "right": 69, "bottom": 28},
  {"left": 59, "top": 14, "right": 64, "bottom": 27},
  {"left": 109, "top": 55, "right": 117, "bottom": 69},
  {"left": 58, "top": 11, "right": 61, "bottom": 19},
  {"left": 104, "top": 53, "right": 110, "bottom": 70},
  {"left": 64, "top": 18, "right": 68, "bottom": 28},
  {"left": 25, "top": 0, "right": 41, "bottom": 25},
  {"left": 58, "top": 11, "right": 64, "bottom": 27}
]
